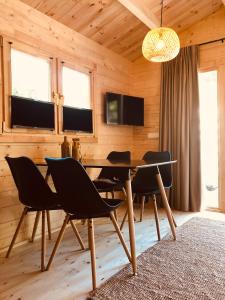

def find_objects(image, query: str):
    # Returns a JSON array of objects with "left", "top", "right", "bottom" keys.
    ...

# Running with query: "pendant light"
[{"left": 142, "top": 0, "right": 180, "bottom": 63}]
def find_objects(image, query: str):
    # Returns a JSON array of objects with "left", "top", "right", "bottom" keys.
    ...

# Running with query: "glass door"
[{"left": 198, "top": 70, "right": 218, "bottom": 209}]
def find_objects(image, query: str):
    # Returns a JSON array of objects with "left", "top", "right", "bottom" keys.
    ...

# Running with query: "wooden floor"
[{"left": 0, "top": 204, "right": 223, "bottom": 300}]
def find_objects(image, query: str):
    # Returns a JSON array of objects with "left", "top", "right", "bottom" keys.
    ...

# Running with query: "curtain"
[{"left": 160, "top": 45, "right": 201, "bottom": 212}]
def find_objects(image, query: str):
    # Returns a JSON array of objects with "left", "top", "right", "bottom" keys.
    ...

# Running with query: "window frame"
[
  {"left": 57, "top": 58, "right": 97, "bottom": 138},
  {"left": 2, "top": 38, "right": 58, "bottom": 135}
]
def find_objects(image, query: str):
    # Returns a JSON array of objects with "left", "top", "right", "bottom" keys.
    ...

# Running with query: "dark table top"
[{"left": 36, "top": 158, "right": 177, "bottom": 169}]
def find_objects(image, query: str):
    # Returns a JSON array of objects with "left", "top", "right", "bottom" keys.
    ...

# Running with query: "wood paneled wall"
[
  {"left": 0, "top": 0, "right": 135, "bottom": 251},
  {"left": 131, "top": 58, "right": 161, "bottom": 159},
  {"left": 131, "top": 6, "right": 225, "bottom": 211}
]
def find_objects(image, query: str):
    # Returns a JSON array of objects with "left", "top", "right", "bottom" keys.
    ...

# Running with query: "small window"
[
  {"left": 62, "top": 66, "right": 91, "bottom": 109},
  {"left": 11, "top": 48, "right": 51, "bottom": 102}
]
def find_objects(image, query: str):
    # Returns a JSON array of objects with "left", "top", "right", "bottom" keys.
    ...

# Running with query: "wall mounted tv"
[
  {"left": 105, "top": 92, "right": 144, "bottom": 126},
  {"left": 63, "top": 106, "right": 93, "bottom": 133},
  {"left": 11, "top": 95, "right": 55, "bottom": 130}
]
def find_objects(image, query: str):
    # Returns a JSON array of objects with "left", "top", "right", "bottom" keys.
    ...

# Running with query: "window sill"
[{"left": 0, "top": 132, "right": 98, "bottom": 144}]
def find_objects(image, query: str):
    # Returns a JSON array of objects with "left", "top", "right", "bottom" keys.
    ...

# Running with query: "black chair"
[
  {"left": 93, "top": 151, "right": 131, "bottom": 219},
  {"left": 5, "top": 156, "right": 84, "bottom": 271},
  {"left": 120, "top": 151, "right": 174, "bottom": 241},
  {"left": 45, "top": 157, "right": 131, "bottom": 290}
]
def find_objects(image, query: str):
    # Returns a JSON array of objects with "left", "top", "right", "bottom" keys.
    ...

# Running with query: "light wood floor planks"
[{"left": 0, "top": 205, "right": 222, "bottom": 300}]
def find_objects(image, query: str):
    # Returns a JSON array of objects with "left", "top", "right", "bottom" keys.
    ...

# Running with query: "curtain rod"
[{"left": 199, "top": 37, "right": 225, "bottom": 46}]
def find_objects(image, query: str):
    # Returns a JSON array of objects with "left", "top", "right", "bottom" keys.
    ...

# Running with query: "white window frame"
[
  {"left": 57, "top": 58, "right": 97, "bottom": 138},
  {"left": 2, "top": 38, "right": 58, "bottom": 135}
]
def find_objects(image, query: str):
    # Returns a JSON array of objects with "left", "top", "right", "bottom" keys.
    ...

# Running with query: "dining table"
[{"left": 37, "top": 157, "right": 177, "bottom": 276}]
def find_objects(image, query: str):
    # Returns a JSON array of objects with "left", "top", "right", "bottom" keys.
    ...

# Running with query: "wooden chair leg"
[
  {"left": 46, "top": 211, "right": 52, "bottom": 240},
  {"left": 114, "top": 210, "right": 118, "bottom": 221},
  {"left": 172, "top": 214, "right": 177, "bottom": 227},
  {"left": 70, "top": 220, "right": 85, "bottom": 250},
  {"left": 81, "top": 219, "right": 86, "bottom": 225},
  {"left": 140, "top": 195, "right": 145, "bottom": 222},
  {"left": 41, "top": 210, "right": 46, "bottom": 272},
  {"left": 110, "top": 191, "right": 118, "bottom": 221},
  {"left": 88, "top": 219, "right": 97, "bottom": 291},
  {"left": 133, "top": 194, "right": 137, "bottom": 222},
  {"left": 120, "top": 211, "right": 137, "bottom": 230},
  {"left": 110, "top": 212, "right": 131, "bottom": 262},
  {"left": 30, "top": 211, "right": 41, "bottom": 242},
  {"left": 122, "top": 187, "right": 127, "bottom": 200},
  {"left": 46, "top": 214, "right": 70, "bottom": 271},
  {"left": 120, "top": 209, "right": 128, "bottom": 230},
  {"left": 153, "top": 195, "right": 161, "bottom": 241},
  {"left": 6, "top": 207, "right": 28, "bottom": 258}
]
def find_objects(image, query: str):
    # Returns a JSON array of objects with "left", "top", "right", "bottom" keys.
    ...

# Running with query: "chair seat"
[
  {"left": 26, "top": 193, "right": 62, "bottom": 211},
  {"left": 67, "top": 198, "right": 123, "bottom": 220},
  {"left": 93, "top": 178, "right": 124, "bottom": 192},
  {"left": 27, "top": 203, "right": 62, "bottom": 212},
  {"left": 132, "top": 184, "right": 170, "bottom": 195}
]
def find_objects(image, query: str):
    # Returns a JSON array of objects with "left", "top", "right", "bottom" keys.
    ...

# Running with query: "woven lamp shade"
[{"left": 142, "top": 27, "right": 180, "bottom": 62}]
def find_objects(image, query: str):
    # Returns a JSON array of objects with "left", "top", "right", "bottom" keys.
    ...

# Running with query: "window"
[
  {"left": 11, "top": 48, "right": 51, "bottom": 102},
  {"left": 3, "top": 41, "right": 56, "bottom": 134},
  {"left": 2, "top": 38, "right": 96, "bottom": 139},
  {"left": 62, "top": 66, "right": 91, "bottom": 109},
  {"left": 199, "top": 70, "right": 218, "bottom": 209}
]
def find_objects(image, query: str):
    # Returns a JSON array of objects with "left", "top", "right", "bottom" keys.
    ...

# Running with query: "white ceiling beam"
[{"left": 118, "top": 0, "right": 160, "bottom": 29}]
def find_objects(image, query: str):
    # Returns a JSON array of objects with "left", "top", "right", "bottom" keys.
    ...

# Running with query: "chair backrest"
[
  {"left": 45, "top": 157, "right": 111, "bottom": 216},
  {"left": 98, "top": 151, "right": 131, "bottom": 181},
  {"left": 132, "top": 151, "right": 172, "bottom": 191},
  {"left": 5, "top": 156, "right": 55, "bottom": 208}
]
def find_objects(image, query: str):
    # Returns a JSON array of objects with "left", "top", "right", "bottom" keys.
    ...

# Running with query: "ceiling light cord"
[{"left": 160, "top": 0, "right": 163, "bottom": 27}]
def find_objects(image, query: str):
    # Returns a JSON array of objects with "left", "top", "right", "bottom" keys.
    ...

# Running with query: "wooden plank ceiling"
[{"left": 20, "top": 0, "right": 223, "bottom": 61}]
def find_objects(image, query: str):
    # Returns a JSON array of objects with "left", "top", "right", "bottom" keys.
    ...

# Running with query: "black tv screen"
[
  {"left": 123, "top": 95, "right": 144, "bottom": 126},
  {"left": 63, "top": 106, "right": 93, "bottom": 133},
  {"left": 105, "top": 93, "right": 123, "bottom": 124},
  {"left": 11, "top": 95, "right": 55, "bottom": 130},
  {"left": 105, "top": 92, "right": 144, "bottom": 126}
]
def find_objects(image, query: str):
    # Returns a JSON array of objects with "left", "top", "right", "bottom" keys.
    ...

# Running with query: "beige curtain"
[{"left": 160, "top": 45, "right": 201, "bottom": 212}]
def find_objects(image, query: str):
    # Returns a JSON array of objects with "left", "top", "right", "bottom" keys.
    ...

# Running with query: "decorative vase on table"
[
  {"left": 72, "top": 138, "right": 82, "bottom": 161},
  {"left": 61, "top": 136, "right": 71, "bottom": 158}
]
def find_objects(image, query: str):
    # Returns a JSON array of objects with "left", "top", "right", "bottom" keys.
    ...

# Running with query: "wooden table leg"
[
  {"left": 125, "top": 171, "right": 137, "bottom": 275},
  {"left": 156, "top": 169, "right": 176, "bottom": 240}
]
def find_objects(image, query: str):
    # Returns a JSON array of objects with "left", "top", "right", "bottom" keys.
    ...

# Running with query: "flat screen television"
[
  {"left": 11, "top": 95, "right": 55, "bottom": 130},
  {"left": 105, "top": 92, "right": 144, "bottom": 126},
  {"left": 63, "top": 106, "right": 93, "bottom": 133}
]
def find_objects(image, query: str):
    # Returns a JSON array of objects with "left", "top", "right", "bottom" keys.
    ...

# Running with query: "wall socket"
[{"left": 147, "top": 132, "right": 159, "bottom": 139}]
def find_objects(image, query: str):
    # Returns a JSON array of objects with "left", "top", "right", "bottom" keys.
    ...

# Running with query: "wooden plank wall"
[
  {"left": 131, "top": 59, "right": 161, "bottom": 159},
  {"left": 131, "top": 6, "right": 225, "bottom": 210},
  {"left": 0, "top": 0, "right": 134, "bottom": 251}
]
